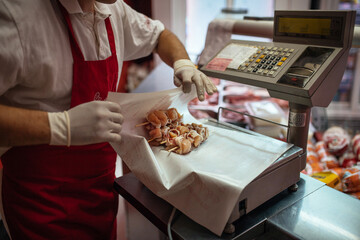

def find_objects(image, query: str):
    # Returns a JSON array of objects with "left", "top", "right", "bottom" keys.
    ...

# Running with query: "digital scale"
[
  {"left": 114, "top": 10, "right": 358, "bottom": 239},
  {"left": 200, "top": 10, "right": 356, "bottom": 232},
  {"left": 202, "top": 10, "right": 355, "bottom": 109}
]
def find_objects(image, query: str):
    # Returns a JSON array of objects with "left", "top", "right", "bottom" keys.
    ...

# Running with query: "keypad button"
[{"left": 238, "top": 44, "right": 296, "bottom": 76}]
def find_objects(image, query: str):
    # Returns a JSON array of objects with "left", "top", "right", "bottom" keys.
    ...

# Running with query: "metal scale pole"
[{"left": 286, "top": 102, "right": 311, "bottom": 191}]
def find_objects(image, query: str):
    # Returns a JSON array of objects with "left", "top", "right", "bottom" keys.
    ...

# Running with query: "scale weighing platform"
[{"left": 114, "top": 10, "right": 359, "bottom": 239}]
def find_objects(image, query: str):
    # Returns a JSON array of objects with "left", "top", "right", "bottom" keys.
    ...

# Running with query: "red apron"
[{"left": 1, "top": 6, "right": 119, "bottom": 240}]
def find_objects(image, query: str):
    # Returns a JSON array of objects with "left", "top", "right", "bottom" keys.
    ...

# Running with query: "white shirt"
[{"left": 0, "top": 0, "right": 165, "bottom": 112}]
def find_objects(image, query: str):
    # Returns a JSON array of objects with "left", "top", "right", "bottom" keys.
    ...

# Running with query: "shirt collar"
[
  {"left": 95, "top": 2, "right": 112, "bottom": 17},
  {"left": 59, "top": 0, "right": 83, "bottom": 14},
  {"left": 58, "top": 0, "right": 111, "bottom": 17}
]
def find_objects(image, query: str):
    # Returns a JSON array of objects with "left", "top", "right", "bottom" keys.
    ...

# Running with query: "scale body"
[
  {"left": 201, "top": 10, "right": 355, "bottom": 108},
  {"left": 201, "top": 10, "right": 356, "bottom": 226}
]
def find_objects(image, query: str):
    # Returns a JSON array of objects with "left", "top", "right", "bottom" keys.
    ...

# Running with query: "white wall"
[
  {"left": 320, "top": 0, "right": 340, "bottom": 10},
  {"left": 152, "top": 0, "right": 186, "bottom": 66},
  {"left": 152, "top": 0, "right": 186, "bottom": 44},
  {"left": 274, "top": 0, "right": 311, "bottom": 10}
]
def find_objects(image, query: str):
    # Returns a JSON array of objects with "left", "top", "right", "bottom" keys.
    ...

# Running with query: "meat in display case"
[
  {"left": 304, "top": 126, "right": 360, "bottom": 200},
  {"left": 187, "top": 77, "right": 289, "bottom": 140},
  {"left": 188, "top": 78, "right": 360, "bottom": 201}
]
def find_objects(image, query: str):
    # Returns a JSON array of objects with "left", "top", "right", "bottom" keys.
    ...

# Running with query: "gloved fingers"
[
  {"left": 109, "top": 112, "right": 124, "bottom": 124},
  {"left": 67, "top": 100, "right": 125, "bottom": 145},
  {"left": 107, "top": 114, "right": 123, "bottom": 143},
  {"left": 180, "top": 71, "right": 193, "bottom": 93},
  {"left": 95, "top": 122, "right": 122, "bottom": 143},
  {"left": 107, "top": 132, "right": 122, "bottom": 143},
  {"left": 192, "top": 74, "right": 205, "bottom": 101},
  {"left": 105, "top": 101, "right": 122, "bottom": 113},
  {"left": 201, "top": 73, "right": 217, "bottom": 95},
  {"left": 173, "top": 75, "right": 182, "bottom": 87},
  {"left": 108, "top": 121, "right": 122, "bottom": 133}
]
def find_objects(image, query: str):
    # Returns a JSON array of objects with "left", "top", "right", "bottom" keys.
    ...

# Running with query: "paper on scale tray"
[
  {"left": 107, "top": 87, "right": 293, "bottom": 236},
  {"left": 198, "top": 18, "right": 236, "bottom": 66},
  {"left": 216, "top": 43, "right": 258, "bottom": 69}
]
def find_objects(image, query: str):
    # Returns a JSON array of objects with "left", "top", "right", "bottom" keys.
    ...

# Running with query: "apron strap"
[
  {"left": 58, "top": 3, "right": 85, "bottom": 61},
  {"left": 105, "top": 17, "right": 116, "bottom": 55}
]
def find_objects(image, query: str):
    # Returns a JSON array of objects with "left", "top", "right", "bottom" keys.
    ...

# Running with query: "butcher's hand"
[
  {"left": 173, "top": 59, "right": 217, "bottom": 101},
  {"left": 48, "top": 101, "right": 123, "bottom": 146}
]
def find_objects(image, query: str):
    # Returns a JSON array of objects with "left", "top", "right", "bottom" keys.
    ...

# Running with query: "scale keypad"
[{"left": 238, "top": 46, "right": 295, "bottom": 77}]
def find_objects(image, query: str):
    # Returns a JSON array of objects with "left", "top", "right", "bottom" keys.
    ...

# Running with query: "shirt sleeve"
[
  {"left": 0, "top": 0, "right": 24, "bottom": 96},
  {"left": 118, "top": 1, "right": 165, "bottom": 61}
]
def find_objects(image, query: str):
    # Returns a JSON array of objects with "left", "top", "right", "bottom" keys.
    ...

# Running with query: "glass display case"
[{"left": 325, "top": 1, "right": 360, "bottom": 132}]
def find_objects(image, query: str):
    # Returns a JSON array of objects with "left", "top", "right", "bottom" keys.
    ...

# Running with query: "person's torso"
[{"left": 0, "top": 0, "right": 126, "bottom": 112}]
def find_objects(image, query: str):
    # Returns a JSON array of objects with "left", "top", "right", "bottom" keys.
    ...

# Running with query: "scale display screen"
[
  {"left": 276, "top": 16, "right": 343, "bottom": 41},
  {"left": 279, "top": 18, "right": 331, "bottom": 35}
]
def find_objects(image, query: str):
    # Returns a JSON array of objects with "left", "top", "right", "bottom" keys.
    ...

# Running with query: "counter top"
[{"left": 114, "top": 173, "right": 360, "bottom": 240}]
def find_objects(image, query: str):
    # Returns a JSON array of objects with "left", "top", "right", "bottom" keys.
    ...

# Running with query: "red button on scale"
[{"left": 291, "top": 77, "right": 297, "bottom": 81}]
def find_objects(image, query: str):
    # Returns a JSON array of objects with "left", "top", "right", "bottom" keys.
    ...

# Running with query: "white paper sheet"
[
  {"left": 107, "top": 87, "right": 293, "bottom": 236},
  {"left": 198, "top": 19, "right": 236, "bottom": 66},
  {"left": 217, "top": 43, "right": 258, "bottom": 69}
]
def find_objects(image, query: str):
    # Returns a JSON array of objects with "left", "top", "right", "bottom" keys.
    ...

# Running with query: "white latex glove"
[
  {"left": 173, "top": 59, "right": 217, "bottom": 101},
  {"left": 48, "top": 101, "right": 123, "bottom": 146}
]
